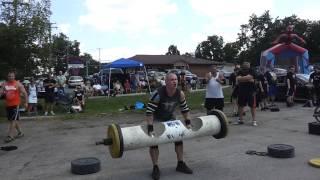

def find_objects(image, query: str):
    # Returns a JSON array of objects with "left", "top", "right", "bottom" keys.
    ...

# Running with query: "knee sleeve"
[
  {"left": 174, "top": 141, "right": 183, "bottom": 146},
  {"left": 150, "top": 145, "right": 158, "bottom": 149}
]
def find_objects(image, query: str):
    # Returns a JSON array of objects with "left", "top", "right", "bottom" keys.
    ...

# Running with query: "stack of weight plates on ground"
[
  {"left": 267, "top": 144, "right": 295, "bottom": 158},
  {"left": 71, "top": 157, "right": 101, "bottom": 175},
  {"left": 309, "top": 106, "right": 320, "bottom": 135}
]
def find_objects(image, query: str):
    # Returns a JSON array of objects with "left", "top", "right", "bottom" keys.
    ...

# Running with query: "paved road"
[{"left": 0, "top": 103, "right": 320, "bottom": 180}]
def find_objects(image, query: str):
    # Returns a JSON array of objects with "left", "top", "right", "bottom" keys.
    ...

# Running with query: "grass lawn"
[{"left": 0, "top": 87, "right": 232, "bottom": 121}]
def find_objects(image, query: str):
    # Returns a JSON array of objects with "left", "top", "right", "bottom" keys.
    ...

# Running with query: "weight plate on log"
[
  {"left": 267, "top": 144, "right": 295, "bottom": 158},
  {"left": 207, "top": 109, "right": 228, "bottom": 139},
  {"left": 108, "top": 123, "right": 124, "bottom": 158},
  {"left": 71, "top": 157, "right": 101, "bottom": 175}
]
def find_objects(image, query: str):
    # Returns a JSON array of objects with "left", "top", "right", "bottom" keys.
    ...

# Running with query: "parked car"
[
  {"left": 166, "top": 69, "right": 198, "bottom": 82},
  {"left": 275, "top": 73, "right": 310, "bottom": 101},
  {"left": 218, "top": 66, "right": 233, "bottom": 80},
  {"left": 68, "top": 76, "right": 84, "bottom": 88}
]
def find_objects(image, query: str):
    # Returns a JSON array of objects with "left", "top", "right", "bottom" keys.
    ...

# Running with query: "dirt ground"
[{"left": 0, "top": 103, "right": 320, "bottom": 180}]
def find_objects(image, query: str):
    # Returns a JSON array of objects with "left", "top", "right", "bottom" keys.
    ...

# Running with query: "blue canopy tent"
[{"left": 103, "top": 58, "right": 151, "bottom": 97}]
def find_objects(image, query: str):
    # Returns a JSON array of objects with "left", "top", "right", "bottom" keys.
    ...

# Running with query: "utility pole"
[
  {"left": 48, "top": 22, "right": 57, "bottom": 73},
  {"left": 98, "top": 48, "right": 102, "bottom": 84}
]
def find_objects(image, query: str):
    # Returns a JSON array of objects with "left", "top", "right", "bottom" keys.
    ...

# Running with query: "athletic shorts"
[
  {"left": 268, "top": 85, "right": 277, "bottom": 97},
  {"left": 6, "top": 106, "right": 20, "bottom": 121},
  {"left": 44, "top": 93, "right": 55, "bottom": 103},
  {"left": 231, "top": 87, "right": 238, "bottom": 98},
  {"left": 313, "top": 86, "right": 320, "bottom": 97},
  {"left": 151, "top": 141, "right": 183, "bottom": 149},
  {"left": 287, "top": 88, "right": 295, "bottom": 96},
  {"left": 237, "top": 93, "right": 256, "bottom": 108},
  {"left": 205, "top": 98, "right": 224, "bottom": 111}
]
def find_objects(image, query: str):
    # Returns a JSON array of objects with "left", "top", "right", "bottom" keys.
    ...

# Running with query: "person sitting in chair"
[{"left": 73, "top": 86, "right": 85, "bottom": 112}]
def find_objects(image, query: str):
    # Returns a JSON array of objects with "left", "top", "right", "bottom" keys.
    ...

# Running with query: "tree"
[
  {"left": 195, "top": 35, "right": 224, "bottom": 62},
  {"left": 80, "top": 53, "right": 100, "bottom": 75},
  {"left": 166, "top": 45, "right": 180, "bottom": 55},
  {"left": 222, "top": 42, "right": 240, "bottom": 63},
  {"left": 51, "top": 33, "right": 81, "bottom": 74},
  {"left": 0, "top": 0, "right": 51, "bottom": 78}
]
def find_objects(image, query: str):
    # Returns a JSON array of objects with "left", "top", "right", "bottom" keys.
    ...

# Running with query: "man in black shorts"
[
  {"left": 145, "top": 73, "right": 193, "bottom": 180},
  {"left": 236, "top": 62, "right": 257, "bottom": 126},
  {"left": 0, "top": 70, "right": 28, "bottom": 143},
  {"left": 286, "top": 65, "right": 297, "bottom": 107},
  {"left": 309, "top": 65, "right": 320, "bottom": 105},
  {"left": 43, "top": 74, "right": 56, "bottom": 115}
]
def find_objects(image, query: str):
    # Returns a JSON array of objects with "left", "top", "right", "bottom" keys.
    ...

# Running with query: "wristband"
[
  {"left": 147, "top": 124, "right": 154, "bottom": 134},
  {"left": 185, "top": 119, "right": 191, "bottom": 125}
]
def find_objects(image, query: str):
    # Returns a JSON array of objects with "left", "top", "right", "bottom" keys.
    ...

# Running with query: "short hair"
[
  {"left": 242, "top": 62, "right": 250, "bottom": 69},
  {"left": 165, "top": 72, "right": 177, "bottom": 81},
  {"left": 7, "top": 69, "right": 16, "bottom": 75}
]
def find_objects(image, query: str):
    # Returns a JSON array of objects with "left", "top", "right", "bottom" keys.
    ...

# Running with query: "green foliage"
[
  {"left": 0, "top": 0, "right": 51, "bottom": 78},
  {"left": 195, "top": 35, "right": 224, "bottom": 62},
  {"left": 166, "top": 45, "right": 180, "bottom": 55}
]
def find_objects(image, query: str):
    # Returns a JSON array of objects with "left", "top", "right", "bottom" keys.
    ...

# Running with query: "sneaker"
[
  {"left": 4, "top": 136, "right": 15, "bottom": 143},
  {"left": 151, "top": 165, "right": 160, "bottom": 180},
  {"left": 176, "top": 161, "right": 193, "bottom": 174},
  {"left": 252, "top": 121, "right": 258, "bottom": 126},
  {"left": 44, "top": 112, "right": 48, "bottom": 116},
  {"left": 50, "top": 111, "right": 55, "bottom": 116},
  {"left": 15, "top": 132, "right": 24, "bottom": 139},
  {"left": 234, "top": 119, "right": 244, "bottom": 125}
]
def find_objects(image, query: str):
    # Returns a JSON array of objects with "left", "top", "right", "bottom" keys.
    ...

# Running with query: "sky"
[{"left": 51, "top": 0, "right": 320, "bottom": 63}]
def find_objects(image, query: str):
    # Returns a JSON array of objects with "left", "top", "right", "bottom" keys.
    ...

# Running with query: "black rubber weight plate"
[
  {"left": 267, "top": 144, "right": 295, "bottom": 158},
  {"left": 71, "top": 157, "right": 101, "bottom": 175},
  {"left": 308, "top": 122, "right": 320, "bottom": 135}
]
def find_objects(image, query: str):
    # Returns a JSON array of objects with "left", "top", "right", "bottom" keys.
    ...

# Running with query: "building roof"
[{"left": 130, "top": 55, "right": 223, "bottom": 65}]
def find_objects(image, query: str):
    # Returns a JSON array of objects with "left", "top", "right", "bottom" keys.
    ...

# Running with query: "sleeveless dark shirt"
[{"left": 154, "top": 86, "right": 181, "bottom": 121}]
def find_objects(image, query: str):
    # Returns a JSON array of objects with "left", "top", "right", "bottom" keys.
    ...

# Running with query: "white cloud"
[
  {"left": 188, "top": 0, "right": 275, "bottom": 42},
  {"left": 57, "top": 23, "right": 71, "bottom": 35},
  {"left": 87, "top": 46, "right": 164, "bottom": 63},
  {"left": 296, "top": 6, "right": 320, "bottom": 21},
  {"left": 79, "top": 0, "right": 177, "bottom": 35}
]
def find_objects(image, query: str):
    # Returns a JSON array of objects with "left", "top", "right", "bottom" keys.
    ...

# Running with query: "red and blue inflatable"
[{"left": 260, "top": 25, "right": 309, "bottom": 74}]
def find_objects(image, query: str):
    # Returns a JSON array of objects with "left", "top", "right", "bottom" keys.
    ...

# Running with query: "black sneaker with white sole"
[
  {"left": 151, "top": 165, "right": 160, "bottom": 180},
  {"left": 176, "top": 161, "right": 193, "bottom": 174}
]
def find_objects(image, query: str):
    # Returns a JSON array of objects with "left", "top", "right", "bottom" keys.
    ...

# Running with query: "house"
[{"left": 130, "top": 55, "right": 223, "bottom": 78}]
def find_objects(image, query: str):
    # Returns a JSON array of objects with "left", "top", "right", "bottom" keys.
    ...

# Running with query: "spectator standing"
[
  {"left": 27, "top": 78, "right": 38, "bottom": 116},
  {"left": 124, "top": 79, "right": 131, "bottom": 94},
  {"left": 0, "top": 70, "right": 28, "bottom": 143},
  {"left": 179, "top": 71, "right": 187, "bottom": 92},
  {"left": 236, "top": 62, "right": 257, "bottom": 126},
  {"left": 309, "top": 65, "right": 320, "bottom": 105},
  {"left": 43, "top": 74, "right": 56, "bottom": 116},
  {"left": 229, "top": 65, "right": 240, "bottom": 116},
  {"left": 286, "top": 65, "right": 297, "bottom": 107},
  {"left": 265, "top": 69, "right": 277, "bottom": 106},
  {"left": 257, "top": 70, "right": 268, "bottom": 110},
  {"left": 205, "top": 65, "right": 225, "bottom": 113},
  {"left": 56, "top": 71, "right": 66, "bottom": 93}
]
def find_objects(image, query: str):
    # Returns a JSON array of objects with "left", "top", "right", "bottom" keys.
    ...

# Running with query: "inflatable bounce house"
[{"left": 260, "top": 25, "right": 309, "bottom": 74}]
